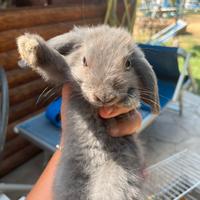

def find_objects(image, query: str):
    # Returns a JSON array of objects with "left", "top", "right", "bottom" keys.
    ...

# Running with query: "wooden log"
[
  {"left": 6, "top": 108, "right": 44, "bottom": 141},
  {"left": 7, "top": 68, "right": 39, "bottom": 88},
  {"left": 9, "top": 79, "right": 48, "bottom": 105},
  {"left": 15, "top": 0, "right": 48, "bottom": 6},
  {"left": 0, "top": 50, "right": 18, "bottom": 70},
  {"left": 51, "top": 0, "right": 104, "bottom": 5},
  {"left": 0, "top": 18, "right": 103, "bottom": 53},
  {"left": 0, "top": 144, "right": 41, "bottom": 177},
  {"left": 9, "top": 96, "right": 46, "bottom": 123},
  {"left": 2, "top": 136, "right": 29, "bottom": 158},
  {"left": 12, "top": 0, "right": 103, "bottom": 7},
  {"left": 0, "top": 4, "right": 106, "bottom": 32},
  {"left": 9, "top": 90, "right": 57, "bottom": 123}
]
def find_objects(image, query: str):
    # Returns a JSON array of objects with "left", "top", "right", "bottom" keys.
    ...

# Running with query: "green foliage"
[
  {"left": 104, "top": 0, "right": 138, "bottom": 33},
  {"left": 136, "top": 14, "right": 200, "bottom": 94},
  {"left": 176, "top": 35, "right": 200, "bottom": 93}
]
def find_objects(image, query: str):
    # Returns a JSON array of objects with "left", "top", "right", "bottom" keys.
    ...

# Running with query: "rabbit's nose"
[{"left": 94, "top": 93, "right": 117, "bottom": 104}]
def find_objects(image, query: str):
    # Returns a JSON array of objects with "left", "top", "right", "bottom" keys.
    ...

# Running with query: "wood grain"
[
  {"left": 7, "top": 68, "right": 39, "bottom": 88},
  {"left": 9, "top": 96, "right": 46, "bottom": 123},
  {"left": 0, "top": 4, "right": 106, "bottom": 32},
  {"left": 0, "top": 144, "right": 41, "bottom": 177},
  {"left": 9, "top": 79, "right": 48, "bottom": 105},
  {"left": 3, "top": 136, "right": 30, "bottom": 158},
  {"left": 0, "top": 50, "right": 18, "bottom": 70},
  {"left": 0, "top": 18, "right": 103, "bottom": 53}
]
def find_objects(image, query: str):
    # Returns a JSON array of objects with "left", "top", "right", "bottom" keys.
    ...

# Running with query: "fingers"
[
  {"left": 61, "top": 84, "right": 71, "bottom": 101},
  {"left": 108, "top": 110, "right": 142, "bottom": 137},
  {"left": 99, "top": 105, "right": 133, "bottom": 119},
  {"left": 60, "top": 84, "right": 71, "bottom": 147},
  {"left": 61, "top": 84, "right": 71, "bottom": 123},
  {"left": 61, "top": 84, "right": 71, "bottom": 114}
]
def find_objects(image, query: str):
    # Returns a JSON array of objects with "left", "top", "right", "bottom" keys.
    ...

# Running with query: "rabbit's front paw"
[{"left": 17, "top": 33, "right": 42, "bottom": 68}]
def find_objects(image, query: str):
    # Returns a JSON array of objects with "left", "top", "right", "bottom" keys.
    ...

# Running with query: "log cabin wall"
[
  {"left": 0, "top": 1, "right": 106, "bottom": 177},
  {"left": 12, "top": 0, "right": 103, "bottom": 7}
]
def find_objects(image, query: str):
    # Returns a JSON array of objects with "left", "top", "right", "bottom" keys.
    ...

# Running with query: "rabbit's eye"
[
  {"left": 125, "top": 59, "right": 131, "bottom": 71},
  {"left": 83, "top": 57, "right": 88, "bottom": 67}
]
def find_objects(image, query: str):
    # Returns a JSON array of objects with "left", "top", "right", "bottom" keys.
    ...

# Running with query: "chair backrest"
[
  {"left": 0, "top": 66, "right": 9, "bottom": 156},
  {"left": 138, "top": 44, "right": 180, "bottom": 82}
]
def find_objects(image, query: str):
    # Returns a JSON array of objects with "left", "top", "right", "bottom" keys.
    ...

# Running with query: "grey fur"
[{"left": 17, "top": 25, "right": 160, "bottom": 200}]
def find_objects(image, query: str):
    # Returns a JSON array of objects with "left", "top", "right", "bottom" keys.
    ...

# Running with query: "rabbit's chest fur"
[{"left": 54, "top": 95, "right": 144, "bottom": 200}]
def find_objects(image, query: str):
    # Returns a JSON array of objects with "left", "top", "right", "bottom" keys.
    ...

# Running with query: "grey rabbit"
[{"left": 17, "top": 25, "right": 160, "bottom": 200}]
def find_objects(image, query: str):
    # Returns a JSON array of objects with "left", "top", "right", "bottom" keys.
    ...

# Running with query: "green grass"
[
  {"left": 172, "top": 34, "right": 200, "bottom": 93},
  {"left": 135, "top": 14, "right": 200, "bottom": 94}
]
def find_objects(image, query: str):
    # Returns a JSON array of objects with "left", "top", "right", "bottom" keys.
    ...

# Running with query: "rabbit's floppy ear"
[
  {"left": 47, "top": 30, "right": 82, "bottom": 56},
  {"left": 131, "top": 48, "right": 160, "bottom": 114}
]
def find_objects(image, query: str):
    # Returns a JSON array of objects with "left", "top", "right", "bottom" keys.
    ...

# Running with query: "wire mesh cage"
[{"left": 144, "top": 150, "right": 200, "bottom": 199}]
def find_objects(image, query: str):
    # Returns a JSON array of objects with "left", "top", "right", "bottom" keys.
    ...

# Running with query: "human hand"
[
  {"left": 61, "top": 84, "right": 142, "bottom": 138},
  {"left": 99, "top": 106, "right": 142, "bottom": 137}
]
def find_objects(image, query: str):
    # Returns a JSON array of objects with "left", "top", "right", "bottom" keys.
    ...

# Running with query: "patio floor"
[
  {"left": 141, "top": 91, "right": 200, "bottom": 166},
  {"left": 1, "top": 91, "right": 200, "bottom": 199}
]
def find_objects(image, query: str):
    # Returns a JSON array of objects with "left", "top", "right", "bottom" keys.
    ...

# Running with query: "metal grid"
[{"left": 143, "top": 150, "right": 200, "bottom": 199}]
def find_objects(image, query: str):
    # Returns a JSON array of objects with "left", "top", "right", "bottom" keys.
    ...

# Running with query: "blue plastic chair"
[{"left": 14, "top": 44, "right": 191, "bottom": 152}]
